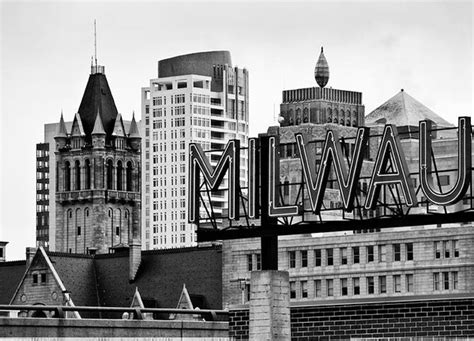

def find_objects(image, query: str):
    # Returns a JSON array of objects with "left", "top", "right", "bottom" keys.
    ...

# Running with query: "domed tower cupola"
[{"left": 314, "top": 46, "right": 329, "bottom": 88}]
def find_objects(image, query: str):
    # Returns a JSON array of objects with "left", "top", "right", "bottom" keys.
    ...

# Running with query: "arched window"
[
  {"left": 106, "top": 159, "right": 114, "bottom": 190},
  {"left": 84, "top": 159, "right": 91, "bottom": 190},
  {"left": 117, "top": 161, "right": 123, "bottom": 191},
  {"left": 126, "top": 161, "right": 133, "bottom": 192},
  {"left": 347, "top": 119, "right": 351, "bottom": 126},
  {"left": 303, "top": 108, "right": 309, "bottom": 123},
  {"left": 288, "top": 109, "right": 294, "bottom": 125},
  {"left": 75, "top": 160, "right": 81, "bottom": 190},
  {"left": 340, "top": 119, "right": 345, "bottom": 125},
  {"left": 64, "top": 161, "right": 71, "bottom": 191},
  {"left": 327, "top": 108, "right": 332, "bottom": 123}
]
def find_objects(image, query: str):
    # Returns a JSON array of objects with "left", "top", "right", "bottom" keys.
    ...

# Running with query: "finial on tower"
[
  {"left": 314, "top": 46, "right": 329, "bottom": 88},
  {"left": 90, "top": 20, "right": 105, "bottom": 75}
]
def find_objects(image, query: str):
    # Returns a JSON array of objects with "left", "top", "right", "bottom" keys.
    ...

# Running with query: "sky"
[{"left": 0, "top": 0, "right": 472, "bottom": 261}]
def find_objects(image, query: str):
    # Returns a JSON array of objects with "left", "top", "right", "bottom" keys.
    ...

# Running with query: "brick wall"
[{"left": 230, "top": 298, "right": 474, "bottom": 340}]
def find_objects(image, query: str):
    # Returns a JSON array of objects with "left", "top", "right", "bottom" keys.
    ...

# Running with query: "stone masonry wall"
[{"left": 229, "top": 298, "right": 474, "bottom": 340}]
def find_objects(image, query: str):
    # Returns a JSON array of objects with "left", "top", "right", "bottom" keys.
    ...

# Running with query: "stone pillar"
[{"left": 249, "top": 270, "right": 290, "bottom": 340}]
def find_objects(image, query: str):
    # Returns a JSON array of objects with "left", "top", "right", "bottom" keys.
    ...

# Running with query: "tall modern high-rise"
[{"left": 141, "top": 51, "right": 249, "bottom": 250}]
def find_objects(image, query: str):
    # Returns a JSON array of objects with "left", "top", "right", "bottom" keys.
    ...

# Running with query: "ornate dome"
[{"left": 314, "top": 47, "right": 329, "bottom": 88}]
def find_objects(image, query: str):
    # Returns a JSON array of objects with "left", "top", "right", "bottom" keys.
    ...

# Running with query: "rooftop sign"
[{"left": 189, "top": 117, "right": 473, "bottom": 241}]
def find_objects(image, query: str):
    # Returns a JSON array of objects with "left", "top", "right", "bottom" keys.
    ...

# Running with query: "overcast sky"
[{"left": 1, "top": 0, "right": 472, "bottom": 260}]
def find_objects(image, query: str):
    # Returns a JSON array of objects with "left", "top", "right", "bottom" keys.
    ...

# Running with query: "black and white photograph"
[{"left": 0, "top": 0, "right": 473, "bottom": 339}]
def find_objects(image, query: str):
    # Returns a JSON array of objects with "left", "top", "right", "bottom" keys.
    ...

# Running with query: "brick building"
[{"left": 53, "top": 64, "right": 141, "bottom": 254}]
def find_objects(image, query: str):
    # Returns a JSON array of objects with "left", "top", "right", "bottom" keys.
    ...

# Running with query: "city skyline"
[{"left": 1, "top": 1, "right": 472, "bottom": 260}]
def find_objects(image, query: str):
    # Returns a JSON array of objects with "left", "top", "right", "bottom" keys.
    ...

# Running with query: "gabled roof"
[
  {"left": 365, "top": 90, "right": 453, "bottom": 127},
  {"left": 130, "top": 287, "right": 145, "bottom": 308},
  {"left": 77, "top": 71, "right": 119, "bottom": 141},
  {"left": 128, "top": 113, "right": 140, "bottom": 138},
  {"left": 112, "top": 113, "right": 126, "bottom": 137},
  {"left": 56, "top": 112, "right": 68, "bottom": 138},
  {"left": 92, "top": 109, "right": 106, "bottom": 135},
  {"left": 71, "top": 113, "right": 86, "bottom": 136}
]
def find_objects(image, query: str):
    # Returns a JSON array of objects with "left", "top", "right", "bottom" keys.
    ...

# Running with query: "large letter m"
[{"left": 188, "top": 140, "right": 240, "bottom": 224}]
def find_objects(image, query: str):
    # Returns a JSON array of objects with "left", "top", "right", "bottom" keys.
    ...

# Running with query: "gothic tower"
[{"left": 54, "top": 64, "right": 141, "bottom": 254}]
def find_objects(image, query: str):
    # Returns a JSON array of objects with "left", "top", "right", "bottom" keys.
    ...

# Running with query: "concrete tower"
[{"left": 54, "top": 64, "right": 141, "bottom": 254}]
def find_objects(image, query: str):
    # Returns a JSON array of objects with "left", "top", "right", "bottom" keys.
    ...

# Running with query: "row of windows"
[
  {"left": 193, "top": 105, "right": 210, "bottom": 115},
  {"left": 434, "top": 240, "right": 459, "bottom": 259},
  {"left": 32, "top": 272, "right": 47, "bottom": 285},
  {"left": 289, "top": 274, "right": 415, "bottom": 299},
  {"left": 247, "top": 253, "right": 262, "bottom": 271},
  {"left": 288, "top": 243, "right": 414, "bottom": 268},
  {"left": 152, "top": 221, "right": 187, "bottom": 234},
  {"left": 192, "top": 94, "right": 210, "bottom": 104},
  {"left": 152, "top": 232, "right": 195, "bottom": 246}
]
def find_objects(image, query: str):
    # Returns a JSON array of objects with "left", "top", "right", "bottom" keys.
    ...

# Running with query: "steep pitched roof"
[
  {"left": 48, "top": 252, "right": 98, "bottom": 308},
  {"left": 0, "top": 260, "right": 26, "bottom": 304},
  {"left": 94, "top": 246, "right": 222, "bottom": 309},
  {"left": 128, "top": 113, "right": 140, "bottom": 138},
  {"left": 365, "top": 90, "right": 453, "bottom": 127},
  {"left": 77, "top": 72, "right": 119, "bottom": 141}
]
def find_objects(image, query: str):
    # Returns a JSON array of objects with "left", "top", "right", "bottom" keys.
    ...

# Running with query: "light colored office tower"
[{"left": 141, "top": 51, "right": 249, "bottom": 250}]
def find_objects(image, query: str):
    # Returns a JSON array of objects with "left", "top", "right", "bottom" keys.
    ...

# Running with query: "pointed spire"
[
  {"left": 128, "top": 111, "right": 140, "bottom": 138},
  {"left": 56, "top": 111, "right": 68, "bottom": 138},
  {"left": 314, "top": 46, "right": 329, "bottom": 88},
  {"left": 112, "top": 113, "right": 125, "bottom": 137},
  {"left": 92, "top": 109, "right": 106, "bottom": 135}
]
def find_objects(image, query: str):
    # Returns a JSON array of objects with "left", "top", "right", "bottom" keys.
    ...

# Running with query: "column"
[{"left": 249, "top": 270, "right": 290, "bottom": 340}]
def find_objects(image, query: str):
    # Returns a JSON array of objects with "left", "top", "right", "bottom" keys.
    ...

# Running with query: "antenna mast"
[{"left": 94, "top": 19, "right": 97, "bottom": 67}]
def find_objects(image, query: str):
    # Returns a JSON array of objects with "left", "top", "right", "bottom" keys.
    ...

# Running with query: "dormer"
[
  {"left": 91, "top": 110, "right": 106, "bottom": 149},
  {"left": 70, "top": 113, "right": 86, "bottom": 150},
  {"left": 112, "top": 113, "right": 126, "bottom": 150}
]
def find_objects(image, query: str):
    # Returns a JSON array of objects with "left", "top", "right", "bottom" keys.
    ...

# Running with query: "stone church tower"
[{"left": 54, "top": 64, "right": 141, "bottom": 254}]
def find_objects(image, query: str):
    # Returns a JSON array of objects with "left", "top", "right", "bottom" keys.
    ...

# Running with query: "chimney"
[
  {"left": 0, "top": 241, "right": 8, "bottom": 262},
  {"left": 26, "top": 247, "right": 37, "bottom": 268},
  {"left": 129, "top": 240, "right": 141, "bottom": 282}
]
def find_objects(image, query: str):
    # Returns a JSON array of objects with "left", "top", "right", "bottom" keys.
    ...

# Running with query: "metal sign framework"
[{"left": 191, "top": 120, "right": 474, "bottom": 244}]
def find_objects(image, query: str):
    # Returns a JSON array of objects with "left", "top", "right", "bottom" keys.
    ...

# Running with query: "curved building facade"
[{"left": 141, "top": 51, "right": 249, "bottom": 250}]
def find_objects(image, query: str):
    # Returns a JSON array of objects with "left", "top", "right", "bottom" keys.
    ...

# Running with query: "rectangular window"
[
  {"left": 406, "top": 274, "right": 414, "bottom": 292},
  {"left": 393, "top": 275, "right": 401, "bottom": 293},
  {"left": 41, "top": 273, "right": 47, "bottom": 283},
  {"left": 314, "top": 249, "right": 321, "bottom": 267},
  {"left": 453, "top": 240, "right": 459, "bottom": 257},
  {"left": 33, "top": 274, "right": 38, "bottom": 284},
  {"left": 256, "top": 254, "right": 261, "bottom": 270},
  {"left": 433, "top": 272, "right": 440, "bottom": 291},
  {"left": 434, "top": 241, "right": 441, "bottom": 259},
  {"left": 314, "top": 279, "right": 322, "bottom": 297},
  {"left": 444, "top": 241, "right": 450, "bottom": 258},
  {"left": 341, "top": 278, "right": 348, "bottom": 296},
  {"left": 340, "top": 248, "right": 347, "bottom": 265},
  {"left": 379, "top": 276, "right": 387, "bottom": 294},
  {"left": 115, "top": 226, "right": 120, "bottom": 236},
  {"left": 327, "top": 279, "right": 334, "bottom": 296},
  {"left": 452, "top": 272, "right": 458, "bottom": 290},
  {"left": 367, "top": 246, "right": 374, "bottom": 263},
  {"left": 443, "top": 272, "right": 449, "bottom": 290},
  {"left": 367, "top": 276, "right": 374, "bottom": 294},
  {"left": 301, "top": 281, "right": 308, "bottom": 298},
  {"left": 290, "top": 281, "right": 296, "bottom": 299},
  {"left": 393, "top": 244, "right": 401, "bottom": 261},
  {"left": 247, "top": 254, "right": 253, "bottom": 271},
  {"left": 301, "top": 250, "right": 308, "bottom": 268},
  {"left": 352, "top": 246, "right": 360, "bottom": 264},
  {"left": 289, "top": 251, "right": 296, "bottom": 268},
  {"left": 378, "top": 245, "right": 386, "bottom": 262},
  {"left": 353, "top": 277, "right": 360, "bottom": 295},
  {"left": 77, "top": 226, "right": 81, "bottom": 236},
  {"left": 326, "top": 249, "right": 333, "bottom": 266},
  {"left": 406, "top": 243, "right": 413, "bottom": 261}
]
